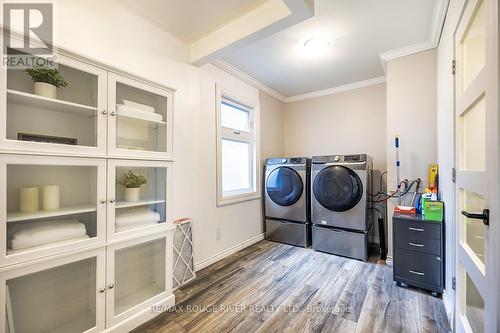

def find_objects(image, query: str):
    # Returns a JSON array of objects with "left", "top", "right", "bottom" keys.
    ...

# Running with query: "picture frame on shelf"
[{"left": 17, "top": 133, "right": 78, "bottom": 145}]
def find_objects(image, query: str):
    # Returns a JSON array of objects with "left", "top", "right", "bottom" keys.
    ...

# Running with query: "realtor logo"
[{"left": 2, "top": 2, "right": 55, "bottom": 68}]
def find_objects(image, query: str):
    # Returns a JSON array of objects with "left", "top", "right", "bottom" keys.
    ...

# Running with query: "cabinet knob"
[
  {"left": 109, "top": 199, "right": 116, "bottom": 203},
  {"left": 101, "top": 110, "right": 108, "bottom": 115},
  {"left": 108, "top": 283, "right": 115, "bottom": 290},
  {"left": 98, "top": 288, "right": 106, "bottom": 293},
  {"left": 100, "top": 199, "right": 107, "bottom": 204},
  {"left": 110, "top": 111, "right": 117, "bottom": 117}
]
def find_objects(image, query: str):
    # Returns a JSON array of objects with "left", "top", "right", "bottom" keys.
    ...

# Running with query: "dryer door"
[
  {"left": 313, "top": 165, "right": 363, "bottom": 212},
  {"left": 266, "top": 166, "right": 303, "bottom": 206}
]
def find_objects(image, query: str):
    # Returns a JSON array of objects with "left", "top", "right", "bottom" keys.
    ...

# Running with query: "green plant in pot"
[
  {"left": 25, "top": 66, "right": 68, "bottom": 99},
  {"left": 119, "top": 171, "right": 147, "bottom": 202}
]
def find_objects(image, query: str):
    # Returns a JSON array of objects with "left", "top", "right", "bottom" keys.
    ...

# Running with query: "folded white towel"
[
  {"left": 116, "top": 104, "right": 163, "bottom": 122},
  {"left": 8, "top": 235, "right": 89, "bottom": 254},
  {"left": 10, "top": 218, "right": 87, "bottom": 250},
  {"left": 115, "top": 207, "right": 161, "bottom": 228},
  {"left": 122, "top": 99, "right": 155, "bottom": 113}
]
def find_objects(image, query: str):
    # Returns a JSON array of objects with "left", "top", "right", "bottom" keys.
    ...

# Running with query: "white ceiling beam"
[{"left": 190, "top": 0, "right": 314, "bottom": 65}]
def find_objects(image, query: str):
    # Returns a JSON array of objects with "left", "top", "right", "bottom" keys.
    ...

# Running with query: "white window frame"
[{"left": 216, "top": 85, "right": 260, "bottom": 206}]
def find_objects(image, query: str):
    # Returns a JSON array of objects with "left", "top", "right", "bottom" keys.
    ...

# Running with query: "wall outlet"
[{"left": 216, "top": 228, "right": 221, "bottom": 240}]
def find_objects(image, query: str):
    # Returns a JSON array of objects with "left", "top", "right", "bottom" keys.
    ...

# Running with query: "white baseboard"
[{"left": 194, "top": 233, "right": 265, "bottom": 271}]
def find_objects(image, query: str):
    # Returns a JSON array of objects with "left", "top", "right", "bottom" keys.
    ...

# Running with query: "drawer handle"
[
  {"left": 409, "top": 242, "right": 424, "bottom": 247},
  {"left": 409, "top": 270, "right": 425, "bottom": 276},
  {"left": 409, "top": 227, "right": 424, "bottom": 232}
]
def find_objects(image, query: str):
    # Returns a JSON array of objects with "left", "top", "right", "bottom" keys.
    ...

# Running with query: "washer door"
[
  {"left": 266, "top": 167, "right": 303, "bottom": 206},
  {"left": 313, "top": 165, "right": 363, "bottom": 212}
]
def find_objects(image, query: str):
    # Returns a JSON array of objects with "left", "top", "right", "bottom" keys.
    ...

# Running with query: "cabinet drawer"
[
  {"left": 394, "top": 234, "right": 441, "bottom": 255},
  {"left": 394, "top": 248, "right": 442, "bottom": 287},
  {"left": 394, "top": 219, "right": 441, "bottom": 239}
]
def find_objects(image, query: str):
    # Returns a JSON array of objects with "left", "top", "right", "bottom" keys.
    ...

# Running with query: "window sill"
[{"left": 217, "top": 193, "right": 261, "bottom": 207}]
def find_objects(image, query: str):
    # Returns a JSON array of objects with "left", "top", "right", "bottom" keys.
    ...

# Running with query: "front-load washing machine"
[
  {"left": 264, "top": 157, "right": 310, "bottom": 247},
  {"left": 311, "top": 154, "right": 372, "bottom": 260}
]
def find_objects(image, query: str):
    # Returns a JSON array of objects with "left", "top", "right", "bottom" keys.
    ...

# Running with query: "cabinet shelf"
[
  {"left": 115, "top": 199, "right": 165, "bottom": 209},
  {"left": 117, "top": 112, "right": 166, "bottom": 126},
  {"left": 7, "top": 204, "right": 97, "bottom": 222},
  {"left": 7, "top": 89, "right": 97, "bottom": 116}
]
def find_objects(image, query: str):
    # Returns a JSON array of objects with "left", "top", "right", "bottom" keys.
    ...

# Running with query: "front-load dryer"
[
  {"left": 311, "top": 154, "right": 372, "bottom": 260},
  {"left": 264, "top": 157, "right": 310, "bottom": 247}
]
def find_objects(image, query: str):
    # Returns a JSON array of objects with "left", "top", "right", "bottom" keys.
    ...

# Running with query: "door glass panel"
[
  {"left": 6, "top": 164, "right": 97, "bottom": 255},
  {"left": 6, "top": 257, "right": 97, "bottom": 333},
  {"left": 266, "top": 167, "right": 303, "bottom": 206},
  {"left": 114, "top": 238, "right": 166, "bottom": 315},
  {"left": 464, "top": 269, "right": 485, "bottom": 332},
  {"left": 460, "top": 96, "right": 486, "bottom": 171},
  {"left": 221, "top": 101, "right": 250, "bottom": 132},
  {"left": 460, "top": 188, "right": 486, "bottom": 264},
  {"left": 6, "top": 55, "right": 99, "bottom": 148},
  {"left": 313, "top": 165, "right": 363, "bottom": 212},
  {"left": 115, "top": 82, "right": 168, "bottom": 153},
  {"left": 461, "top": 0, "right": 486, "bottom": 93},
  {"left": 222, "top": 139, "right": 251, "bottom": 195},
  {"left": 115, "top": 166, "right": 166, "bottom": 233}
]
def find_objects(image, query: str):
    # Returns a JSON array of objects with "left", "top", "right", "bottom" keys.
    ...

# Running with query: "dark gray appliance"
[
  {"left": 311, "top": 154, "right": 372, "bottom": 260},
  {"left": 264, "top": 157, "right": 310, "bottom": 247}
]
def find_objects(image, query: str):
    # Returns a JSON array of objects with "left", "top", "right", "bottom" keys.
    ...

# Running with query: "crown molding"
[
  {"left": 284, "top": 76, "right": 387, "bottom": 103},
  {"left": 379, "top": 0, "right": 449, "bottom": 72},
  {"left": 211, "top": 59, "right": 288, "bottom": 102}
]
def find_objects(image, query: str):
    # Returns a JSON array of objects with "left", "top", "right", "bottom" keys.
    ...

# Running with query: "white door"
[
  {"left": 106, "top": 159, "right": 173, "bottom": 242},
  {"left": 0, "top": 247, "right": 106, "bottom": 333},
  {"left": 107, "top": 73, "right": 174, "bottom": 161},
  {"left": 454, "top": 0, "right": 499, "bottom": 331},
  {"left": 105, "top": 233, "right": 170, "bottom": 327}
]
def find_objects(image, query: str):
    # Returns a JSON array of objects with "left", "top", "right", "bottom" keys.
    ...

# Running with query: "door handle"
[
  {"left": 409, "top": 242, "right": 424, "bottom": 247},
  {"left": 409, "top": 270, "right": 425, "bottom": 276},
  {"left": 462, "top": 209, "right": 489, "bottom": 226},
  {"left": 408, "top": 227, "right": 424, "bottom": 232},
  {"left": 108, "top": 283, "right": 115, "bottom": 289}
]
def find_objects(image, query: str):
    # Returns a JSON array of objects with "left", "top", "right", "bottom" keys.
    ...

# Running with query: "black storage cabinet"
[{"left": 393, "top": 213, "right": 444, "bottom": 296}]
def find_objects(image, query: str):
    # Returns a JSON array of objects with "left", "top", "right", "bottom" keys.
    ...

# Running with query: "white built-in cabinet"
[
  {"left": 0, "top": 54, "right": 174, "bottom": 159},
  {"left": 0, "top": 46, "right": 175, "bottom": 333}
]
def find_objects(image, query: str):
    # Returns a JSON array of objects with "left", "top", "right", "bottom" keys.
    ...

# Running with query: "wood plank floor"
[{"left": 133, "top": 240, "right": 451, "bottom": 333}]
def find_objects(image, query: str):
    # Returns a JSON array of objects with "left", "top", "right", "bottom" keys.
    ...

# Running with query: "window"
[{"left": 216, "top": 87, "right": 260, "bottom": 205}]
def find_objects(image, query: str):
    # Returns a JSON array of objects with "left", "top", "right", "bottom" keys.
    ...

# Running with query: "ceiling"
[
  {"left": 222, "top": 0, "right": 438, "bottom": 97},
  {"left": 120, "top": 0, "right": 445, "bottom": 100},
  {"left": 119, "top": 0, "right": 269, "bottom": 43}
]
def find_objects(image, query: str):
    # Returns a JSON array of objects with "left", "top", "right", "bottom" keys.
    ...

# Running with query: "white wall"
[
  {"left": 283, "top": 83, "right": 387, "bottom": 171},
  {"left": 283, "top": 83, "right": 388, "bottom": 241},
  {"left": 385, "top": 49, "right": 438, "bottom": 258},
  {"left": 50, "top": 0, "right": 281, "bottom": 267},
  {"left": 260, "top": 92, "right": 285, "bottom": 162},
  {"left": 437, "top": 0, "right": 466, "bottom": 319}
]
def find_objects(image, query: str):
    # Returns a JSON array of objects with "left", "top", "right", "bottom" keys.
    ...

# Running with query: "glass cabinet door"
[
  {"left": 0, "top": 52, "right": 107, "bottom": 156},
  {"left": 107, "top": 160, "right": 172, "bottom": 241},
  {"left": 106, "top": 234, "right": 168, "bottom": 326},
  {"left": 0, "top": 155, "right": 106, "bottom": 266},
  {"left": 107, "top": 73, "right": 173, "bottom": 160},
  {"left": 1, "top": 248, "right": 105, "bottom": 333}
]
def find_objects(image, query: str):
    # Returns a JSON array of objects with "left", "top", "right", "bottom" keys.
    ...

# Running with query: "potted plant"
[
  {"left": 25, "top": 66, "right": 68, "bottom": 99},
  {"left": 119, "top": 171, "right": 147, "bottom": 202}
]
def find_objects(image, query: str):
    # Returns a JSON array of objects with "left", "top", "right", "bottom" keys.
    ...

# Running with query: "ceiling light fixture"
[{"left": 303, "top": 38, "right": 331, "bottom": 53}]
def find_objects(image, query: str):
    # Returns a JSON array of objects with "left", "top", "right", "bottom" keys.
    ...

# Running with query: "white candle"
[
  {"left": 42, "top": 185, "right": 60, "bottom": 211},
  {"left": 20, "top": 186, "right": 39, "bottom": 213}
]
